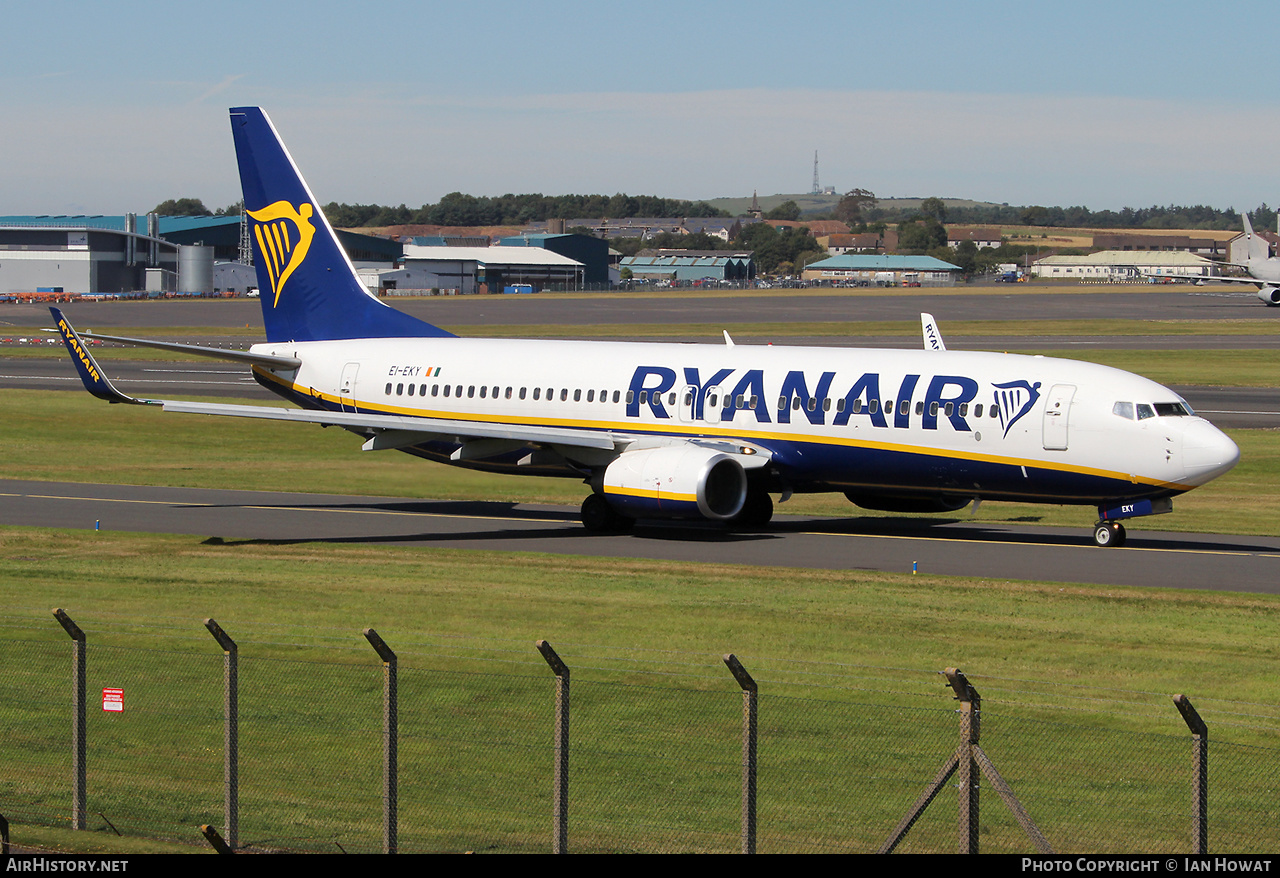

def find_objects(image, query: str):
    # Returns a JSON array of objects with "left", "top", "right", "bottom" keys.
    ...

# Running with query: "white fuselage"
[
  {"left": 248, "top": 336, "right": 1239, "bottom": 507},
  {"left": 1244, "top": 255, "right": 1280, "bottom": 284}
]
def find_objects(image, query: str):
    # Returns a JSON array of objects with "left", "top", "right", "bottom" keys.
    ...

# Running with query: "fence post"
[
  {"left": 1173, "top": 694, "right": 1208, "bottom": 854},
  {"left": 723, "top": 654, "right": 758, "bottom": 854},
  {"left": 945, "top": 668, "right": 980, "bottom": 854},
  {"left": 363, "top": 629, "right": 398, "bottom": 855},
  {"left": 882, "top": 668, "right": 1050, "bottom": 854},
  {"left": 536, "top": 640, "right": 569, "bottom": 854},
  {"left": 52, "top": 609, "right": 86, "bottom": 831},
  {"left": 199, "top": 824, "right": 234, "bottom": 854},
  {"left": 203, "top": 619, "right": 238, "bottom": 851}
]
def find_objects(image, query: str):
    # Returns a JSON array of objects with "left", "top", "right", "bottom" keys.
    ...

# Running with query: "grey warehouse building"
[
  {"left": 0, "top": 214, "right": 405, "bottom": 296},
  {"left": 0, "top": 219, "right": 178, "bottom": 294}
]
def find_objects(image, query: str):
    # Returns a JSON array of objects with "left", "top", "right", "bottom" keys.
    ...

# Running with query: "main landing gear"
[
  {"left": 1092, "top": 521, "right": 1127, "bottom": 548},
  {"left": 732, "top": 487, "right": 774, "bottom": 529},
  {"left": 580, "top": 493, "right": 634, "bottom": 533}
]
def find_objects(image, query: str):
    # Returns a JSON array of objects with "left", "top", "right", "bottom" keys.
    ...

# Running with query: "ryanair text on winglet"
[{"left": 57, "top": 317, "right": 100, "bottom": 384}]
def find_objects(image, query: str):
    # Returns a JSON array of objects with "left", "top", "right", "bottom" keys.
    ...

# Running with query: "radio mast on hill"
[{"left": 812, "top": 151, "right": 820, "bottom": 195}]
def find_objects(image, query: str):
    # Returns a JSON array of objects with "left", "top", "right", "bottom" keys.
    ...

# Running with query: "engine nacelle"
[
  {"left": 1258, "top": 286, "right": 1280, "bottom": 306},
  {"left": 602, "top": 445, "right": 747, "bottom": 521}
]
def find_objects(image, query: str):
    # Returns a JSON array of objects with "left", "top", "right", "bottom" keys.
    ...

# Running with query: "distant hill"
[{"left": 706, "top": 193, "right": 1015, "bottom": 218}]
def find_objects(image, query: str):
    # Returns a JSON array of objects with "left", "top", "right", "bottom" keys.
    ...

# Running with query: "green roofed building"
[
  {"left": 621, "top": 250, "right": 755, "bottom": 282},
  {"left": 802, "top": 254, "right": 962, "bottom": 286}
]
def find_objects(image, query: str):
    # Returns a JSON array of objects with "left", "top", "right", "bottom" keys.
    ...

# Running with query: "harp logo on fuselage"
[{"left": 247, "top": 200, "right": 316, "bottom": 306}]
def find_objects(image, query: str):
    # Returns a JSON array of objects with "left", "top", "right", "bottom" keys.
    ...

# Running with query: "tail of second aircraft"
[
  {"left": 229, "top": 107, "right": 453, "bottom": 343},
  {"left": 1242, "top": 214, "right": 1272, "bottom": 264}
]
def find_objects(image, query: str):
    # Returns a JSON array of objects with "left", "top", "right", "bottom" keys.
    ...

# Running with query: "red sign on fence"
[{"left": 102, "top": 688, "right": 123, "bottom": 712}]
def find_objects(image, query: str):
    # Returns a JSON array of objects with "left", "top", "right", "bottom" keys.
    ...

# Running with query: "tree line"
[
  {"left": 863, "top": 201, "right": 1277, "bottom": 232},
  {"left": 322, "top": 193, "right": 730, "bottom": 228},
  {"left": 151, "top": 193, "right": 1277, "bottom": 236}
]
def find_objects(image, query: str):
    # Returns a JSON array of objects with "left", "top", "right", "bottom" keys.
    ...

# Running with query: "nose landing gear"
[
  {"left": 1092, "top": 497, "right": 1172, "bottom": 547},
  {"left": 1093, "top": 521, "right": 1127, "bottom": 548}
]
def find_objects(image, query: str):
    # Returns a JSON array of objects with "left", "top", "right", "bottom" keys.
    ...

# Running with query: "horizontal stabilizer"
[{"left": 79, "top": 332, "right": 301, "bottom": 370}]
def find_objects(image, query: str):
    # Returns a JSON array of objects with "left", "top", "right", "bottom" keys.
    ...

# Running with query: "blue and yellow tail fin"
[{"left": 229, "top": 107, "right": 454, "bottom": 343}]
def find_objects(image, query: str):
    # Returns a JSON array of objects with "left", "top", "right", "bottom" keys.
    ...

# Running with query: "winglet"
[
  {"left": 49, "top": 307, "right": 144, "bottom": 404},
  {"left": 920, "top": 312, "right": 946, "bottom": 351}
]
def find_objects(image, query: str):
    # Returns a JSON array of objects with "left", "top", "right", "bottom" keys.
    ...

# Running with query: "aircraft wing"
[
  {"left": 50, "top": 307, "right": 621, "bottom": 453},
  {"left": 158, "top": 398, "right": 620, "bottom": 450}
]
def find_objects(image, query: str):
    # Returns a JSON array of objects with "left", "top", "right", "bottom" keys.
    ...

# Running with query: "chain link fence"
[{"left": 2, "top": 612, "right": 1278, "bottom": 854}]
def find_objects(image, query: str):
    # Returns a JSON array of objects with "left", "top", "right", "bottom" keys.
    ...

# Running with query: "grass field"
[{"left": 2, "top": 529, "right": 1279, "bottom": 853}]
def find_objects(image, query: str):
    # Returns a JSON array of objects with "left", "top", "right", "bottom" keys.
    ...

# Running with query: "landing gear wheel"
[
  {"left": 1093, "top": 521, "right": 1126, "bottom": 548},
  {"left": 581, "top": 494, "right": 633, "bottom": 533},
  {"left": 733, "top": 489, "right": 774, "bottom": 529}
]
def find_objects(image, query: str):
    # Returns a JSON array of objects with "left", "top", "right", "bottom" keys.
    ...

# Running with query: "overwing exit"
[{"left": 51, "top": 107, "right": 1240, "bottom": 547}]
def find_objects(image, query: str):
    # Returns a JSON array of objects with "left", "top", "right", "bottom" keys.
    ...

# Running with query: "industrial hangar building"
[
  {"left": 390, "top": 243, "right": 586, "bottom": 294},
  {"left": 2, "top": 215, "right": 609, "bottom": 297},
  {"left": 0, "top": 215, "right": 180, "bottom": 295},
  {"left": 1031, "top": 251, "right": 1221, "bottom": 281},
  {"left": 803, "top": 254, "right": 962, "bottom": 286},
  {"left": 621, "top": 250, "right": 756, "bottom": 282}
]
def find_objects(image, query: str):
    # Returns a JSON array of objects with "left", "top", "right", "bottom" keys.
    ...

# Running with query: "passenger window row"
[
  {"left": 379, "top": 382, "right": 1007, "bottom": 423},
  {"left": 384, "top": 383, "right": 625, "bottom": 404}
]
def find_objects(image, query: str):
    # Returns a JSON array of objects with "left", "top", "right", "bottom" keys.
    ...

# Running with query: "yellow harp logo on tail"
[{"left": 248, "top": 201, "right": 316, "bottom": 306}]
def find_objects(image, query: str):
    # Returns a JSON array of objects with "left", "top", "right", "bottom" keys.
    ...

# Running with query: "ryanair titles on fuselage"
[{"left": 623, "top": 364, "right": 1041, "bottom": 435}]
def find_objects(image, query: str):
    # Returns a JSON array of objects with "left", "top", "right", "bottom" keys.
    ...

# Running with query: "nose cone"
[{"left": 1182, "top": 419, "right": 1240, "bottom": 486}]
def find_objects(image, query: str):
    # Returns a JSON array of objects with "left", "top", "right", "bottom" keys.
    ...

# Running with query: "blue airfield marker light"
[
  {"left": 95, "top": 520, "right": 100, "bottom": 531},
  {"left": 912, "top": 560, "right": 917, "bottom": 575}
]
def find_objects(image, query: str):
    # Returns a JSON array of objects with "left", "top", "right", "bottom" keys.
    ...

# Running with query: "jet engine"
[
  {"left": 600, "top": 445, "right": 747, "bottom": 521},
  {"left": 1258, "top": 286, "right": 1280, "bottom": 306}
]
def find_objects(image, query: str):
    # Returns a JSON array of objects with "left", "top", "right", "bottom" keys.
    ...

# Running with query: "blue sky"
[{"left": 3, "top": 1, "right": 1278, "bottom": 215}]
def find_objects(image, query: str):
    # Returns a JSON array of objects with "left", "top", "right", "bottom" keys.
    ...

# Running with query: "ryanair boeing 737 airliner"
[{"left": 52, "top": 107, "right": 1240, "bottom": 547}]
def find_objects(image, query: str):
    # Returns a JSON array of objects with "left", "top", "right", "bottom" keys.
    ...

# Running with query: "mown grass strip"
[{"left": 2, "top": 527, "right": 1279, "bottom": 852}]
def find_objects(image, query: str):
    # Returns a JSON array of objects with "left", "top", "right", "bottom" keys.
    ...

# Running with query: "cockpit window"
[
  {"left": 1136, "top": 403, "right": 1156, "bottom": 420},
  {"left": 1155, "top": 402, "right": 1192, "bottom": 417},
  {"left": 1112, "top": 401, "right": 1134, "bottom": 420}
]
